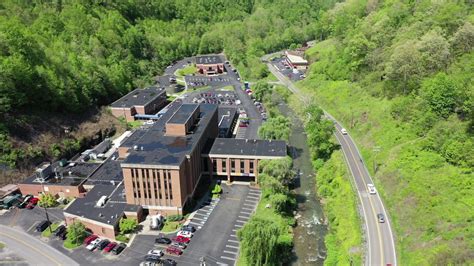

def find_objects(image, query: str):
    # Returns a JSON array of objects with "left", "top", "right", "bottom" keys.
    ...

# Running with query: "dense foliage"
[
  {"left": 0, "top": 0, "right": 336, "bottom": 170},
  {"left": 298, "top": 0, "right": 474, "bottom": 264},
  {"left": 238, "top": 157, "right": 295, "bottom": 265}
]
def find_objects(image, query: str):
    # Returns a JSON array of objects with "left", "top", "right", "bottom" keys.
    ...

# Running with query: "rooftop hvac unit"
[
  {"left": 96, "top": 195, "right": 108, "bottom": 207},
  {"left": 133, "top": 145, "right": 138, "bottom": 151}
]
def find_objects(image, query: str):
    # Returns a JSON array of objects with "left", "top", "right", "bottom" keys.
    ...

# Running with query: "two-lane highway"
[{"left": 267, "top": 61, "right": 397, "bottom": 265}]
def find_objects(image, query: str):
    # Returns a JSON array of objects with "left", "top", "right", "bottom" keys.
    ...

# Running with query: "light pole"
[{"left": 40, "top": 182, "right": 53, "bottom": 233}]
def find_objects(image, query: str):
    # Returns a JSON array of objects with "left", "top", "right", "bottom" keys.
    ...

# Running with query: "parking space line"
[
  {"left": 247, "top": 195, "right": 259, "bottom": 199},
  {"left": 192, "top": 217, "right": 206, "bottom": 221},
  {"left": 238, "top": 215, "right": 249, "bottom": 219},
  {"left": 230, "top": 234, "right": 237, "bottom": 237},
  {"left": 243, "top": 202, "right": 256, "bottom": 206},
  {"left": 240, "top": 210, "right": 252, "bottom": 215},
  {"left": 236, "top": 220, "right": 247, "bottom": 223},
  {"left": 242, "top": 206, "right": 254, "bottom": 211},
  {"left": 224, "top": 250, "right": 238, "bottom": 255},
  {"left": 194, "top": 212, "right": 209, "bottom": 217},
  {"left": 228, "top": 239, "right": 239, "bottom": 243},
  {"left": 234, "top": 224, "right": 243, "bottom": 228},
  {"left": 226, "top": 245, "right": 239, "bottom": 249},
  {"left": 221, "top": 256, "right": 236, "bottom": 261}
]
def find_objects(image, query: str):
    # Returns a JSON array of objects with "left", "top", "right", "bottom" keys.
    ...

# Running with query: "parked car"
[
  {"left": 97, "top": 239, "right": 110, "bottom": 251},
  {"left": 181, "top": 225, "right": 196, "bottom": 233},
  {"left": 83, "top": 234, "right": 98, "bottom": 245},
  {"left": 53, "top": 225, "right": 66, "bottom": 237},
  {"left": 86, "top": 238, "right": 102, "bottom": 251},
  {"left": 155, "top": 237, "right": 172, "bottom": 245},
  {"left": 35, "top": 220, "right": 51, "bottom": 232},
  {"left": 166, "top": 246, "right": 183, "bottom": 256},
  {"left": 26, "top": 197, "right": 39, "bottom": 209},
  {"left": 103, "top": 242, "right": 117, "bottom": 253},
  {"left": 112, "top": 243, "right": 127, "bottom": 255},
  {"left": 340, "top": 128, "right": 348, "bottom": 135},
  {"left": 162, "top": 258, "right": 177, "bottom": 266},
  {"left": 172, "top": 236, "right": 190, "bottom": 244},
  {"left": 147, "top": 249, "right": 164, "bottom": 257},
  {"left": 177, "top": 230, "right": 193, "bottom": 238},
  {"left": 140, "top": 261, "right": 160, "bottom": 266},
  {"left": 377, "top": 213, "right": 385, "bottom": 223},
  {"left": 367, "top": 184, "right": 377, "bottom": 194},
  {"left": 57, "top": 229, "right": 67, "bottom": 240},
  {"left": 171, "top": 242, "right": 187, "bottom": 250}
]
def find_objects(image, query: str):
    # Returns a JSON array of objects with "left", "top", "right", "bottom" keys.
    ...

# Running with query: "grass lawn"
[
  {"left": 116, "top": 234, "right": 130, "bottom": 243},
  {"left": 63, "top": 239, "right": 81, "bottom": 249},
  {"left": 161, "top": 221, "right": 181, "bottom": 233},
  {"left": 0, "top": 242, "right": 5, "bottom": 249},
  {"left": 176, "top": 64, "right": 197, "bottom": 77},
  {"left": 127, "top": 120, "right": 143, "bottom": 129},
  {"left": 41, "top": 222, "right": 60, "bottom": 238}
]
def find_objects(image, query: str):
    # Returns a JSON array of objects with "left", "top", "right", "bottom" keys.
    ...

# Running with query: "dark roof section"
[
  {"left": 121, "top": 102, "right": 217, "bottom": 167},
  {"left": 196, "top": 55, "right": 223, "bottom": 65},
  {"left": 110, "top": 86, "right": 166, "bottom": 108},
  {"left": 167, "top": 104, "right": 199, "bottom": 124},
  {"left": 218, "top": 107, "right": 238, "bottom": 138},
  {"left": 86, "top": 158, "right": 124, "bottom": 186},
  {"left": 64, "top": 183, "right": 140, "bottom": 226},
  {"left": 208, "top": 138, "right": 287, "bottom": 157},
  {"left": 20, "top": 162, "right": 101, "bottom": 187}
]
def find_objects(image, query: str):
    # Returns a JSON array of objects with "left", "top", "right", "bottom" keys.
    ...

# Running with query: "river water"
[{"left": 277, "top": 102, "right": 328, "bottom": 265}]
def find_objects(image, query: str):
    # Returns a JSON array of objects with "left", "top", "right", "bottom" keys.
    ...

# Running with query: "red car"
[
  {"left": 172, "top": 236, "right": 190, "bottom": 244},
  {"left": 83, "top": 235, "right": 98, "bottom": 245},
  {"left": 26, "top": 197, "right": 39, "bottom": 209},
  {"left": 166, "top": 246, "right": 183, "bottom": 256},
  {"left": 103, "top": 242, "right": 117, "bottom": 252}
]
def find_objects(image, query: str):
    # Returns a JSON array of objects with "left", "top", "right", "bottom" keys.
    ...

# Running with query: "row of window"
[
  {"left": 212, "top": 159, "right": 254, "bottom": 174},
  {"left": 131, "top": 168, "right": 173, "bottom": 204}
]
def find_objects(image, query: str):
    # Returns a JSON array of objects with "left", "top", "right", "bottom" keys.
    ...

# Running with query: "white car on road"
[
  {"left": 177, "top": 230, "right": 193, "bottom": 238},
  {"left": 341, "top": 128, "right": 348, "bottom": 135},
  {"left": 367, "top": 184, "right": 377, "bottom": 194}
]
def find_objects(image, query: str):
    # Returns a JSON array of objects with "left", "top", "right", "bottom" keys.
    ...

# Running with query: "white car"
[
  {"left": 177, "top": 230, "right": 193, "bottom": 238},
  {"left": 86, "top": 238, "right": 101, "bottom": 251},
  {"left": 367, "top": 184, "right": 377, "bottom": 194},
  {"left": 341, "top": 128, "right": 348, "bottom": 135},
  {"left": 147, "top": 249, "right": 164, "bottom": 257}
]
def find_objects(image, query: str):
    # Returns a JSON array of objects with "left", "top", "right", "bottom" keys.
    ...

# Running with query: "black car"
[
  {"left": 377, "top": 213, "right": 385, "bottom": 223},
  {"left": 97, "top": 239, "right": 110, "bottom": 251},
  {"left": 35, "top": 220, "right": 51, "bottom": 232},
  {"left": 181, "top": 225, "right": 196, "bottom": 233},
  {"left": 162, "top": 258, "right": 177, "bottom": 266},
  {"left": 58, "top": 229, "right": 67, "bottom": 240},
  {"left": 53, "top": 225, "right": 66, "bottom": 237},
  {"left": 112, "top": 243, "right": 126, "bottom": 255},
  {"left": 145, "top": 255, "right": 162, "bottom": 262},
  {"left": 155, "top": 237, "right": 171, "bottom": 245}
]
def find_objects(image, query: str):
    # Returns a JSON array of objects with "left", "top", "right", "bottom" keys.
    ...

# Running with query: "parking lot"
[{"left": 271, "top": 57, "right": 306, "bottom": 81}]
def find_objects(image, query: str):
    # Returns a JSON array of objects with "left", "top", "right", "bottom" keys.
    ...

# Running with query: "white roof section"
[{"left": 285, "top": 51, "right": 308, "bottom": 64}]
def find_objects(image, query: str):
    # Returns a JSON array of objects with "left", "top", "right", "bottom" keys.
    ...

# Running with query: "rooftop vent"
[
  {"left": 140, "top": 146, "right": 144, "bottom": 151},
  {"left": 96, "top": 195, "right": 108, "bottom": 207},
  {"left": 245, "top": 139, "right": 248, "bottom": 143},
  {"left": 133, "top": 145, "right": 138, "bottom": 151}
]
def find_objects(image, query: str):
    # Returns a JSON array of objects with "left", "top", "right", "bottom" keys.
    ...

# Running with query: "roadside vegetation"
[
  {"left": 41, "top": 222, "right": 60, "bottom": 238},
  {"left": 238, "top": 157, "right": 295, "bottom": 266},
  {"left": 295, "top": 1, "right": 474, "bottom": 264},
  {"left": 64, "top": 221, "right": 87, "bottom": 249}
]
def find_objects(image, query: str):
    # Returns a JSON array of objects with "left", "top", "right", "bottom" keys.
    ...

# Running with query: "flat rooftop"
[
  {"left": 196, "top": 55, "right": 223, "bottom": 65},
  {"left": 110, "top": 86, "right": 166, "bottom": 108},
  {"left": 64, "top": 183, "right": 139, "bottom": 226},
  {"left": 167, "top": 104, "right": 199, "bottom": 125},
  {"left": 208, "top": 138, "right": 287, "bottom": 158},
  {"left": 218, "top": 107, "right": 237, "bottom": 130},
  {"left": 121, "top": 102, "right": 217, "bottom": 167},
  {"left": 86, "top": 156, "right": 124, "bottom": 186},
  {"left": 21, "top": 162, "right": 101, "bottom": 186}
]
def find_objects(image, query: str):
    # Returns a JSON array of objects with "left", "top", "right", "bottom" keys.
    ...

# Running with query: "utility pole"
[
  {"left": 373, "top": 146, "right": 381, "bottom": 174},
  {"left": 40, "top": 182, "right": 53, "bottom": 233}
]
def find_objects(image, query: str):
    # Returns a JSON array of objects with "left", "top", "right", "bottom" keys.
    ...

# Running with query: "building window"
[
  {"left": 168, "top": 172, "right": 173, "bottom": 200},
  {"left": 231, "top": 159, "right": 235, "bottom": 172},
  {"left": 249, "top": 161, "right": 254, "bottom": 174},
  {"left": 131, "top": 168, "right": 135, "bottom": 178},
  {"left": 222, "top": 160, "right": 226, "bottom": 172},
  {"left": 240, "top": 161, "right": 245, "bottom": 173}
]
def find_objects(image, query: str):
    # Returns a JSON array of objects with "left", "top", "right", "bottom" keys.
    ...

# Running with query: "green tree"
[
  {"left": 119, "top": 217, "right": 138, "bottom": 234},
  {"left": 66, "top": 221, "right": 87, "bottom": 245},
  {"left": 420, "top": 73, "right": 458, "bottom": 118},
  {"left": 386, "top": 40, "right": 424, "bottom": 94},
  {"left": 451, "top": 21, "right": 474, "bottom": 55},
  {"left": 39, "top": 193, "right": 57, "bottom": 208},
  {"left": 238, "top": 217, "right": 281, "bottom": 266},
  {"left": 418, "top": 30, "right": 451, "bottom": 72},
  {"left": 253, "top": 82, "right": 272, "bottom": 102},
  {"left": 258, "top": 115, "right": 291, "bottom": 141},
  {"left": 304, "top": 105, "right": 336, "bottom": 162}
]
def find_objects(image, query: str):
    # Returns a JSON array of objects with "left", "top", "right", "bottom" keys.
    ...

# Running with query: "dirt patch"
[{"left": 0, "top": 107, "right": 126, "bottom": 186}]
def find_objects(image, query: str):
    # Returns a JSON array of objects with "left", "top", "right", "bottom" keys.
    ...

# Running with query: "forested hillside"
[
  {"left": 0, "top": 0, "right": 335, "bottom": 175},
  {"left": 298, "top": 0, "right": 474, "bottom": 264}
]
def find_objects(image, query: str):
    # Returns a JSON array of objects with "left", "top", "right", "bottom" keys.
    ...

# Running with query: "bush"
[
  {"left": 115, "top": 234, "right": 130, "bottom": 243},
  {"left": 119, "top": 218, "right": 138, "bottom": 234},
  {"left": 39, "top": 193, "right": 57, "bottom": 208},
  {"left": 167, "top": 214, "right": 183, "bottom": 222}
]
